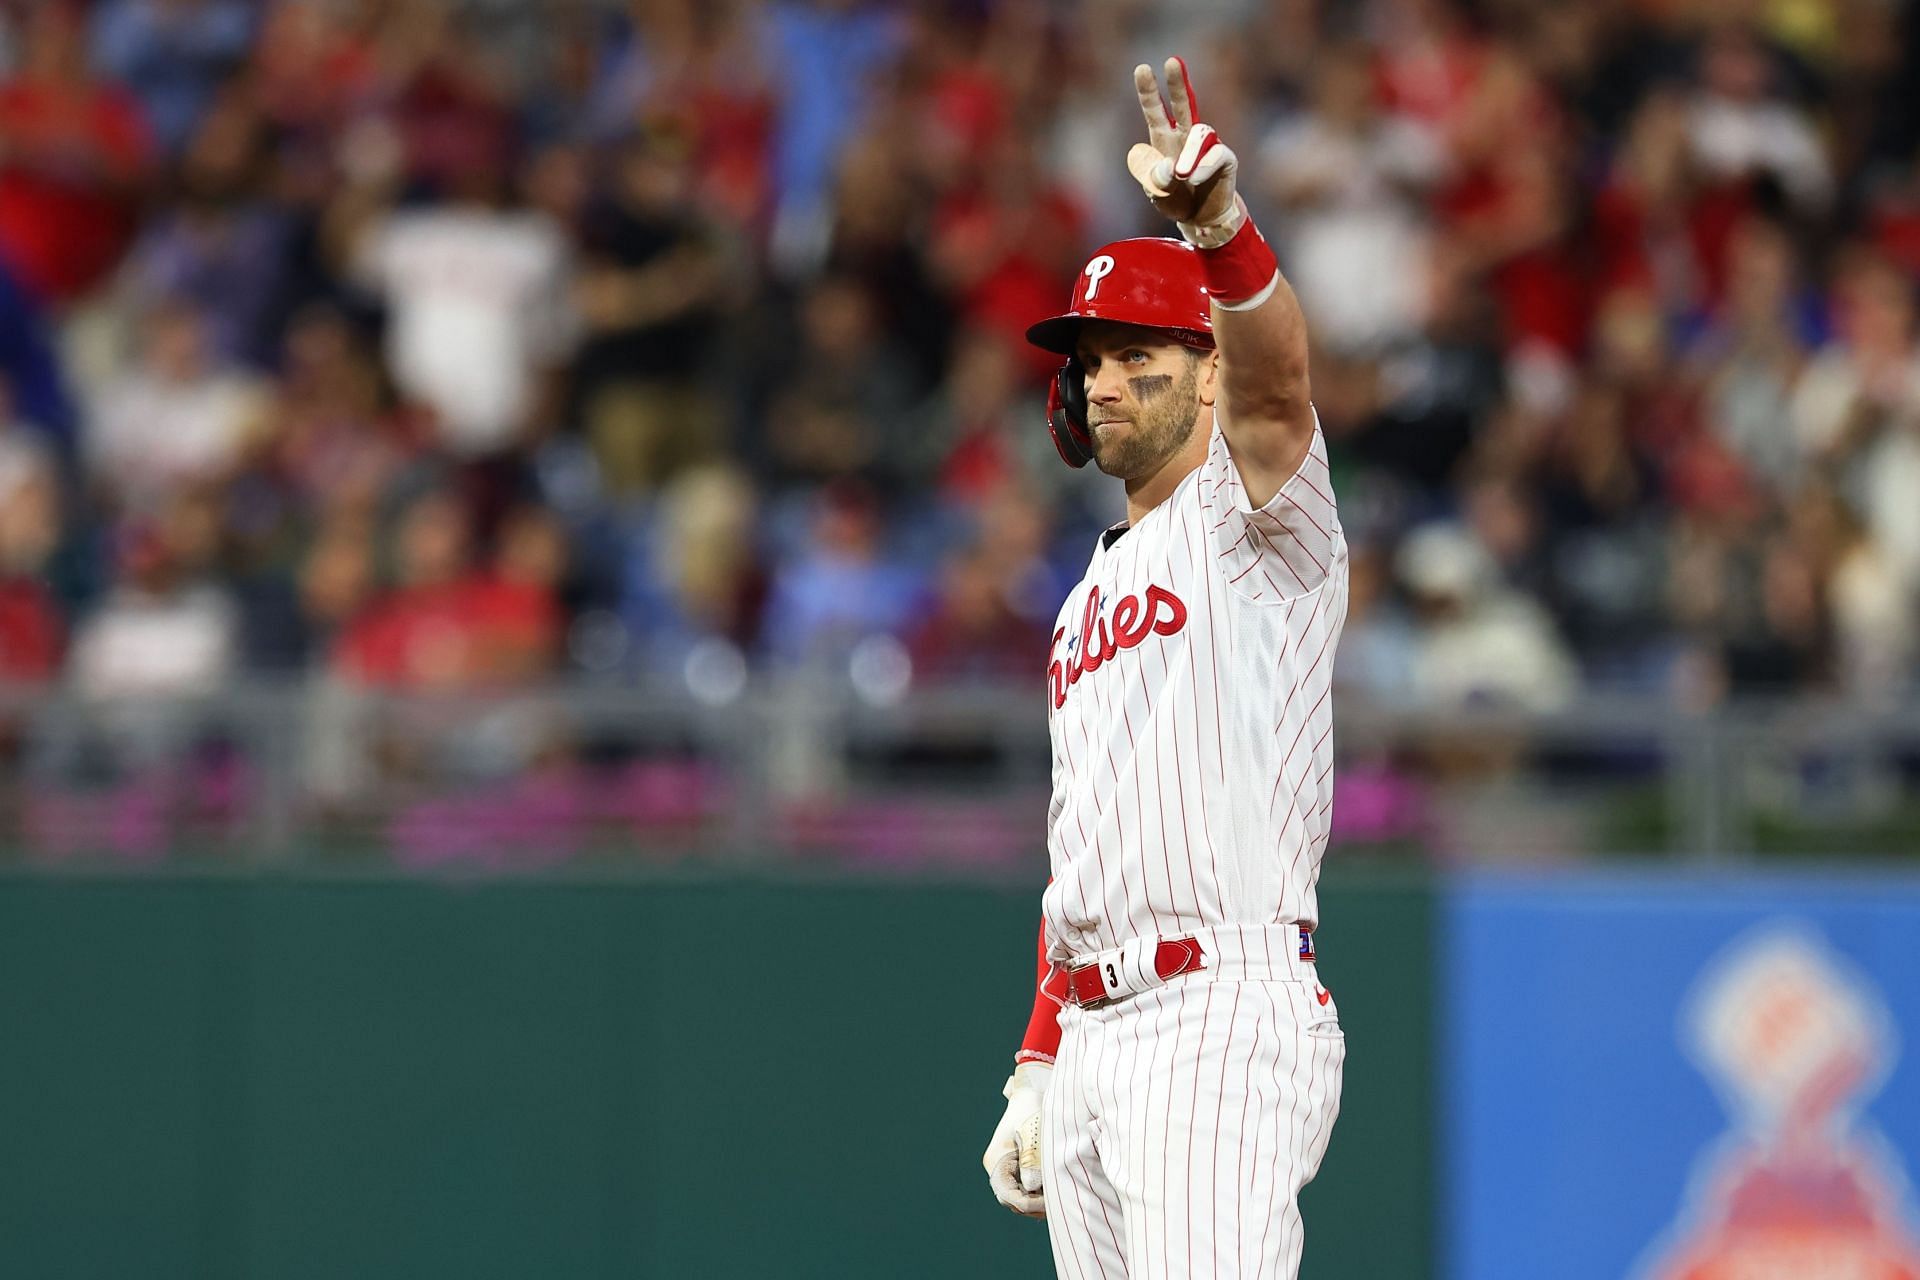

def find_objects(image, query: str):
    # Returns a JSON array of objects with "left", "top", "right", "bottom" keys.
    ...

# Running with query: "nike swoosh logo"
[{"left": 1316, "top": 988, "right": 1331, "bottom": 1006}]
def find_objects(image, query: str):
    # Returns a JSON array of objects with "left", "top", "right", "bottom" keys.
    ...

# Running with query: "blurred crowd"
[{"left": 1, "top": 0, "right": 1918, "bottom": 724}]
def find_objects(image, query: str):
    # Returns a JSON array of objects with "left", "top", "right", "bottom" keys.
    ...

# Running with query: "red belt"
[{"left": 1057, "top": 936, "right": 1207, "bottom": 1009}]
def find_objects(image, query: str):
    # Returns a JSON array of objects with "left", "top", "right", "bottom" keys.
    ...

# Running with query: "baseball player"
[{"left": 982, "top": 58, "right": 1348, "bottom": 1278}]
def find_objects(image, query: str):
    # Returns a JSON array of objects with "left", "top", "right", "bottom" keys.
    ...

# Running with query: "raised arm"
[{"left": 1130, "top": 57, "right": 1314, "bottom": 506}]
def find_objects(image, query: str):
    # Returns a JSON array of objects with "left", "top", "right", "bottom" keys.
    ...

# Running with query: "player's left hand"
[{"left": 1128, "top": 57, "right": 1243, "bottom": 239}]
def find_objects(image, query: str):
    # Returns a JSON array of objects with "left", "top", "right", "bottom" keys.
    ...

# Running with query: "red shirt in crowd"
[
  {"left": 333, "top": 576, "right": 558, "bottom": 690},
  {"left": 0, "top": 578, "right": 62, "bottom": 681},
  {"left": 0, "top": 76, "right": 153, "bottom": 303}
]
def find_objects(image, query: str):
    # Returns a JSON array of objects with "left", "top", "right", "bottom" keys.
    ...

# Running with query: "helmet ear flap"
[{"left": 1047, "top": 357, "right": 1093, "bottom": 469}]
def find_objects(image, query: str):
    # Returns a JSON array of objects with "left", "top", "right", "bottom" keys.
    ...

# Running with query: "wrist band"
[
  {"left": 1177, "top": 193, "right": 1246, "bottom": 249},
  {"left": 1195, "top": 213, "right": 1280, "bottom": 309}
]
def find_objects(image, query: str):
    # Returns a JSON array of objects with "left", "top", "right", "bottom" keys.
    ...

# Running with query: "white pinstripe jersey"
[{"left": 1041, "top": 415, "right": 1347, "bottom": 962}]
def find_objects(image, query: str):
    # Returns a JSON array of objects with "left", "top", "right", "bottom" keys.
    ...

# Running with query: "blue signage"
[{"left": 1444, "top": 872, "right": 1920, "bottom": 1280}]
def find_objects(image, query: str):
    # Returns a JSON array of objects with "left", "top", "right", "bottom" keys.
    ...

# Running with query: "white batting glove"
[
  {"left": 1126, "top": 57, "right": 1248, "bottom": 249},
  {"left": 982, "top": 1061, "right": 1051, "bottom": 1217}
]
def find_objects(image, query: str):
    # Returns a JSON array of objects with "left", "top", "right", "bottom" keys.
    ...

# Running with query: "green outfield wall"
[{"left": 0, "top": 872, "right": 1433, "bottom": 1279}]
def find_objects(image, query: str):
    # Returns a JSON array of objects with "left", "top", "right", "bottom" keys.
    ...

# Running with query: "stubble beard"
[{"left": 1091, "top": 359, "right": 1202, "bottom": 481}]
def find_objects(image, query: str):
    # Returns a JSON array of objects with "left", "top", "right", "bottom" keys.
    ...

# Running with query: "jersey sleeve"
[
  {"left": 1198, "top": 412, "right": 1341, "bottom": 603},
  {"left": 1016, "top": 918, "right": 1064, "bottom": 1065}
]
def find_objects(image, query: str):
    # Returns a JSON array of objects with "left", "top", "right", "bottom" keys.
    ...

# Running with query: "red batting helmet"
[{"left": 1025, "top": 237, "right": 1215, "bottom": 355}]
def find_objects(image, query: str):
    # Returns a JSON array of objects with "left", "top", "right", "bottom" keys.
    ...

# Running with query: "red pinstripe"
[
  {"left": 1250, "top": 503, "right": 1325, "bottom": 576},
  {"left": 1067, "top": 1013, "right": 1113, "bottom": 1274},
  {"left": 1184, "top": 985, "right": 1214, "bottom": 1276},
  {"left": 1248, "top": 519, "right": 1307, "bottom": 593},
  {"left": 1289, "top": 464, "right": 1334, "bottom": 509},
  {"left": 1071, "top": 709, "right": 1120, "bottom": 946},
  {"left": 1253, "top": 1051, "right": 1281, "bottom": 1268},
  {"left": 1207, "top": 985, "right": 1238, "bottom": 1276},
  {"left": 1195, "top": 531, "right": 1230, "bottom": 913},
  {"left": 1099, "top": 657, "right": 1153, "bottom": 943},
  {"left": 1125, "top": 989, "right": 1153, "bottom": 1267},
  {"left": 1281, "top": 991, "right": 1312, "bottom": 1257},
  {"left": 1270, "top": 684, "right": 1332, "bottom": 805},
  {"left": 1268, "top": 575, "right": 1331, "bottom": 714},
  {"left": 1057, "top": 634, "right": 1100, "bottom": 942},
  {"left": 1293, "top": 1025, "right": 1342, "bottom": 1271},
  {"left": 1156, "top": 988, "right": 1179, "bottom": 1279},
  {"left": 1073, "top": 1023, "right": 1123, "bottom": 1278},
  {"left": 1301, "top": 1032, "right": 1341, "bottom": 1180},
  {"left": 1090, "top": 1013, "right": 1128, "bottom": 1274},
  {"left": 1050, "top": 1020, "right": 1099, "bottom": 1280},
  {"left": 1115, "top": 530, "right": 1162, "bottom": 941},
  {"left": 1215, "top": 525, "right": 1253, "bottom": 559},
  {"left": 1277, "top": 490, "right": 1330, "bottom": 544},
  {"left": 1253, "top": 988, "right": 1283, "bottom": 1268},
  {"left": 1173, "top": 505, "right": 1220, "bottom": 919},
  {"left": 1268, "top": 591, "right": 1335, "bottom": 735},
  {"left": 1233, "top": 1001, "right": 1259, "bottom": 1274}
]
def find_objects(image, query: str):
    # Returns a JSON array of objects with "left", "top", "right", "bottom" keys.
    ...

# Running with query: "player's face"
[{"left": 1076, "top": 325, "right": 1209, "bottom": 481}]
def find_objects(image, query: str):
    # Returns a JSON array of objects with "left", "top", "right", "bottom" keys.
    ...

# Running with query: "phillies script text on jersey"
[{"left": 1049, "top": 584, "right": 1189, "bottom": 709}]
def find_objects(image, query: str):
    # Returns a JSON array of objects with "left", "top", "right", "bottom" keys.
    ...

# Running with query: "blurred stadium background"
[{"left": 0, "top": 0, "right": 1918, "bottom": 1276}]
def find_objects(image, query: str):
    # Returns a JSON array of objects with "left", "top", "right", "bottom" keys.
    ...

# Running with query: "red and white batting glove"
[
  {"left": 982, "top": 1061, "right": 1051, "bottom": 1217},
  {"left": 1127, "top": 57, "right": 1279, "bottom": 307}
]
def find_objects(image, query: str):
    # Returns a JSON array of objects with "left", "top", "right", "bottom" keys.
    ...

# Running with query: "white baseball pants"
[{"left": 1041, "top": 973, "right": 1344, "bottom": 1278}]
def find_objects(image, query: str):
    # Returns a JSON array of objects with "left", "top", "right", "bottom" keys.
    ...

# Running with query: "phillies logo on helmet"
[
  {"left": 1025, "top": 237, "right": 1215, "bottom": 355},
  {"left": 1048, "top": 584, "right": 1189, "bottom": 710},
  {"left": 1082, "top": 254, "right": 1117, "bottom": 300}
]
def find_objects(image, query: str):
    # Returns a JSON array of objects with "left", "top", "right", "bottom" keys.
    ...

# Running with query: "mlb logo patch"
[{"left": 1299, "top": 929, "right": 1316, "bottom": 963}]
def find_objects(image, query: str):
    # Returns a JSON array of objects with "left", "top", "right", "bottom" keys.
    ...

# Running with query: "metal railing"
[{"left": 0, "top": 679, "right": 1914, "bottom": 871}]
